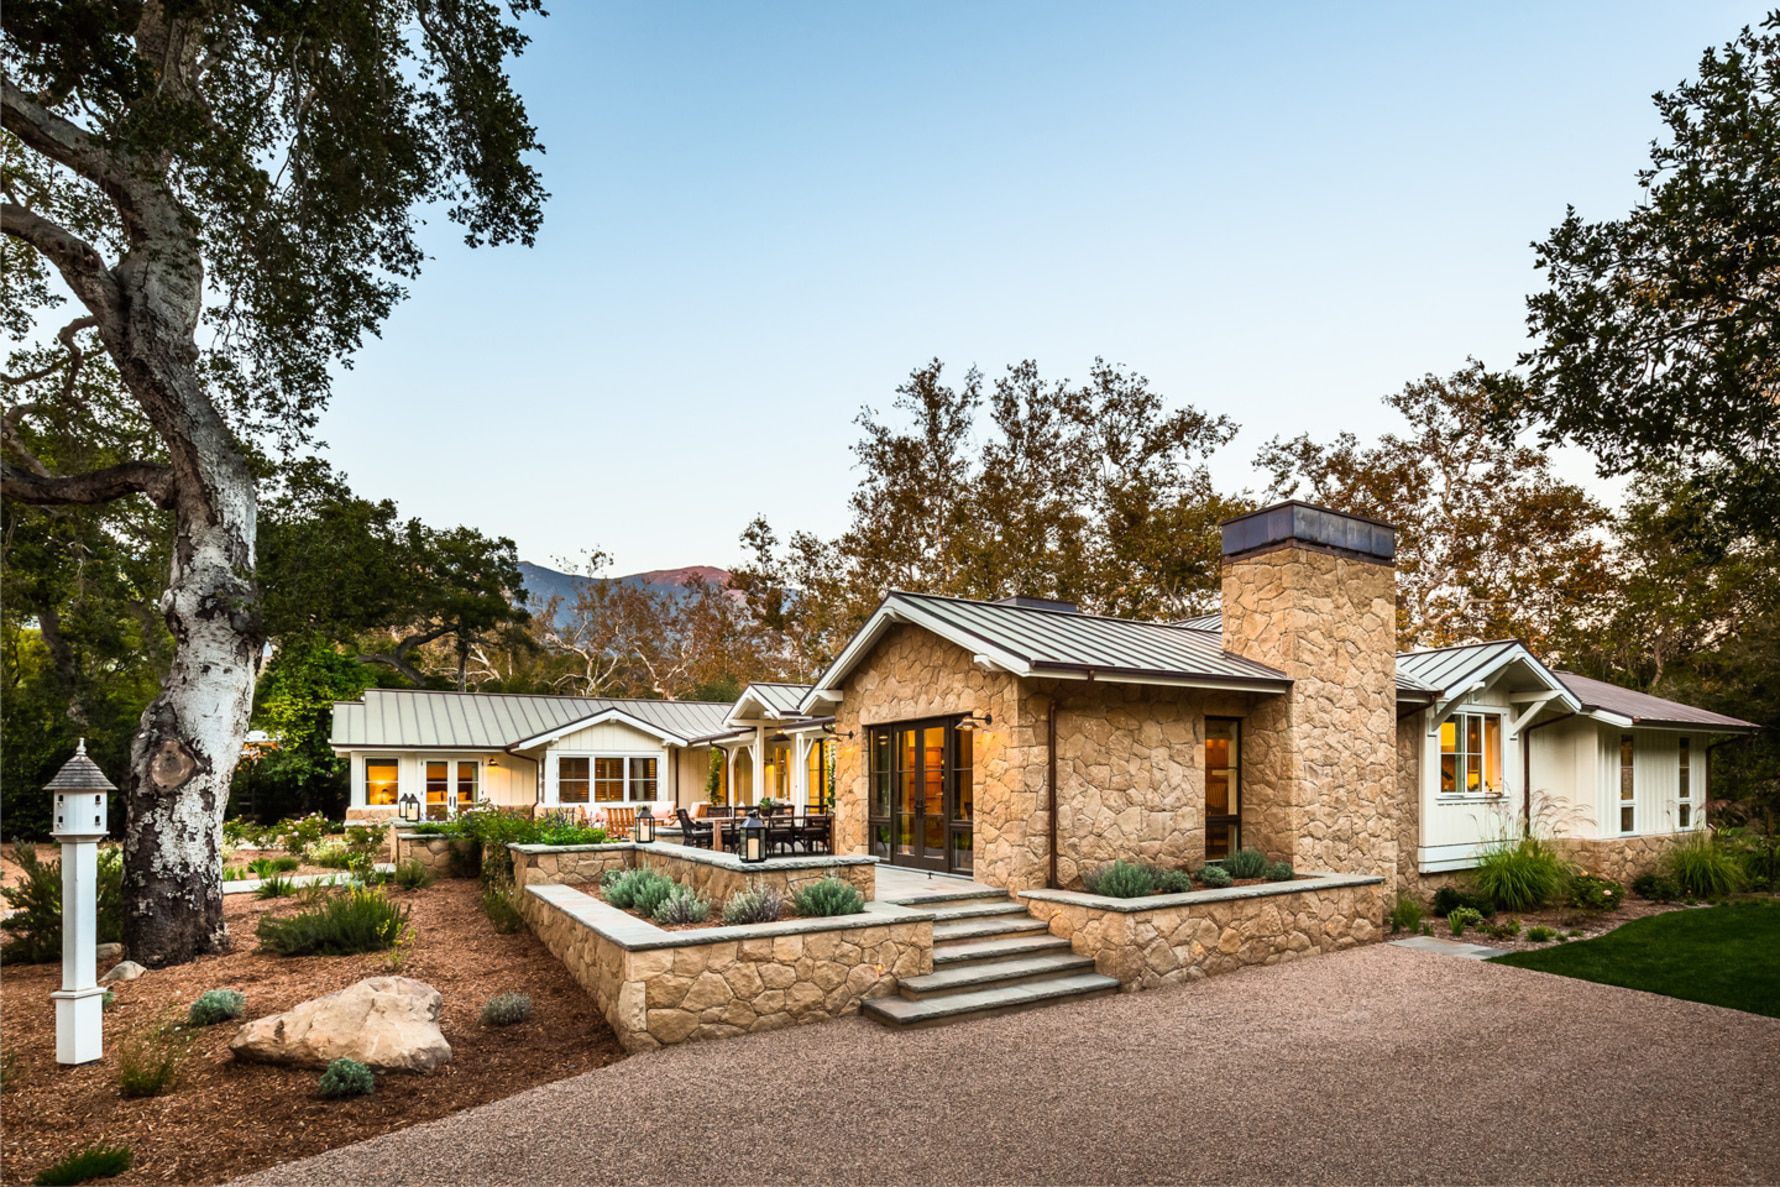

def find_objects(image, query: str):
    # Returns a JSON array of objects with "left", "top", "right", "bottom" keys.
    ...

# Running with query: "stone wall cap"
[
  {"left": 1018, "top": 872, "right": 1384, "bottom": 913},
  {"left": 525, "top": 883, "right": 932, "bottom": 951},
  {"left": 509, "top": 840, "right": 879, "bottom": 872}
]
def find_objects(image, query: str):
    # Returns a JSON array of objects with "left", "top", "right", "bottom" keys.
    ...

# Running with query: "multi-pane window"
[
  {"left": 1677, "top": 737, "right": 1692, "bottom": 829},
  {"left": 1618, "top": 735, "right": 1636, "bottom": 833},
  {"left": 806, "top": 738, "right": 833, "bottom": 814},
  {"left": 594, "top": 757, "right": 626, "bottom": 803},
  {"left": 424, "top": 761, "right": 452, "bottom": 820},
  {"left": 1439, "top": 712, "right": 1504, "bottom": 795},
  {"left": 456, "top": 761, "right": 479, "bottom": 806},
  {"left": 628, "top": 756, "right": 659, "bottom": 801},
  {"left": 556, "top": 754, "right": 661, "bottom": 804},
  {"left": 558, "top": 756, "right": 591, "bottom": 804},
  {"left": 365, "top": 759, "right": 399, "bottom": 806}
]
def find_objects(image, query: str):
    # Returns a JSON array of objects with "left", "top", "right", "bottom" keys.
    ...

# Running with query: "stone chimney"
[{"left": 1219, "top": 502, "right": 1398, "bottom": 879}]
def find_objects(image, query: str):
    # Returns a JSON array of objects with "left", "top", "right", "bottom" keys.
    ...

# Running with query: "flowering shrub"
[{"left": 1568, "top": 873, "right": 1624, "bottom": 911}]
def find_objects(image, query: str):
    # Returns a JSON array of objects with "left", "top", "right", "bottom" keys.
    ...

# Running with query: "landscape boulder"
[
  {"left": 95, "top": 942, "right": 124, "bottom": 963},
  {"left": 100, "top": 960, "right": 145, "bottom": 984},
  {"left": 230, "top": 976, "right": 452, "bottom": 1073}
]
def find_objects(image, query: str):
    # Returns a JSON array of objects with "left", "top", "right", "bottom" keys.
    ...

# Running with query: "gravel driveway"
[{"left": 236, "top": 944, "right": 1780, "bottom": 1186}]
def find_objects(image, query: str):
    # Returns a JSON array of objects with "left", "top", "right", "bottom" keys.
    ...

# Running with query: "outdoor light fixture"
[
  {"left": 399, "top": 792, "right": 420, "bottom": 823},
  {"left": 739, "top": 808, "right": 768, "bottom": 864},
  {"left": 955, "top": 711, "right": 993, "bottom": 732},
  {"left": 634, "top": 805, "right": 655, "bottom": 844}
]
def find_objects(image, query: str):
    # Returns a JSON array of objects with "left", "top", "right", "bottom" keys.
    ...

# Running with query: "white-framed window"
[
  {"left": 550, "top": 752, "right": 661, "bottom": 805},
  {"left": 1677, "top": 736, "right": 1693, "bottom": 829},
  {"left": 1618, "top": 734, "right": 1636, "bottom": 834},
  {"left": 1439, "top": 711, "right": 1504, "bottom": 796},
  {"left": 364, "top": 757, "right": 400, "bottom": 807}
]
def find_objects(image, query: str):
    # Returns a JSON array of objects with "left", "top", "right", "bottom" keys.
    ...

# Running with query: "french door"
[
  {"left": 868, "top": 719, "right": 973, "bottom": 874},
  {"left": 423, "top": 759, "right": 481, "bottom": 819}
]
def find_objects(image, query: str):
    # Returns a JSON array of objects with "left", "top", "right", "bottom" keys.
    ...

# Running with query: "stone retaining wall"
[
  {"left": 392, "top": 832, "right": 478, "bottom": 878},
  {"left": 509, "top": 842, "right": 876, "bottom": 903},
  {"left": 520, "top": 882, "right": 931, "bottom": 1050},
  {"left": 1551, "top": 834, "right": 1687, "bottom": 885},
  {"left": 1020, "top": 873, "right": 1388, "bottom": 991}
]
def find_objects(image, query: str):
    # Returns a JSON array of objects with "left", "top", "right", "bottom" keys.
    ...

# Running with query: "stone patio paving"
[{"left": 233, "top": 941, "right": 1780, "bottom": 1186}]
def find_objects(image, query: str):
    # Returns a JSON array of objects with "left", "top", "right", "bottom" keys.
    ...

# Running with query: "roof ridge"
[
  {"left": 350, "top": 687, "right": 735, "bottom": 707},
  {"left": 1397, "top": 638, "right": 1526, "bottom": 657},
  {"left": 886, "top": 588, "right": 1211, "bottom": 633}
]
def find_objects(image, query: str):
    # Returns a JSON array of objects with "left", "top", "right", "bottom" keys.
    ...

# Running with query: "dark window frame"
[
  {"left": 1205, "top": 716, "right": 1242, "bottom": 859},
  {"left": 866, "top": 716, "right": 973, "bottom": 874}
]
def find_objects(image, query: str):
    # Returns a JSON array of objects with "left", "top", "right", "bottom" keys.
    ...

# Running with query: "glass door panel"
[
  {"left": 1205, "top": 718, "right": 1241, "bottom": 859},
  {"left": 896, "top": 729, "right": 917, "bottom": 856},
  {"left": 424, "top": 761, "right": 450, "bottom": 820},
  {"left": 456, "top": 761, "right": 479, "bottom": 810}
]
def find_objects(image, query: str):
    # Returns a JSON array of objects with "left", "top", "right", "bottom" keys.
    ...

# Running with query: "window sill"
[{"left": 1433, "top": 793, "right": 1508, "bottom": 804}]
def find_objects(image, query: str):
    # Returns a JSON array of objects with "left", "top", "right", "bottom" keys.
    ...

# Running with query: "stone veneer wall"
[
  {"left": 508, "top": 843, "right": 876, "bottom": 902},
  {"left": 519, "top": 882, "right": 930, "bottom": 1050},
  {"left": 1021, "top": 874, "right": 1387, "bottom": 990},
  {"left": 392, "top": 833, "right": 478, "bottom": 877},
  {"left": 1221, "top": 545, "right": 1399, "bottom": 881},
  {"left": 1551, "top": 834, "right": 1689, "bottom": 885}
]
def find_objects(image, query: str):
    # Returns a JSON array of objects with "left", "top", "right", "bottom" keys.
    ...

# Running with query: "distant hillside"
[{"left": 517, "top": 560, "right": 732, "bottom": 623}]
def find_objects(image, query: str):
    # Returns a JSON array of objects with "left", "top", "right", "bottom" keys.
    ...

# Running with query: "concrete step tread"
[
  {"left": 925, "top": 900, "right": 1025, "bottom": 922},
  {"left": 879, "top": 887, "right": 1009, "bottom": 907},
  {"left": 932, "top": 934, "right": 1074, "bottom": 965},
  {"left": 898, "top": 953, "right": 1096, "bottom": 997},
  {"left": 931, "top": 915, "right": 1049, "bottom": 942},
  {"left": 864, "top": 973, "right": 1120, "bottom": 1026}
]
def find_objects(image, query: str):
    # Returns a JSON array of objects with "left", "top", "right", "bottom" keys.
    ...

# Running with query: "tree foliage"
[
  {"left": 1507, "top": 13, "right": 1780, "bottom": 542},
  {"left": 1258, "top": 361, "right": 1611, "bottom": 652}
]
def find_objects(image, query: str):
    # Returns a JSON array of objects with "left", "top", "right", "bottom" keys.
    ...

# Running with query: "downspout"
[
  {"left": 1520, "top": 712, "right": 1573, "bottom": 835},
  {"left": 1047, "top": 697, "right": 1059, "bottom": 890}
]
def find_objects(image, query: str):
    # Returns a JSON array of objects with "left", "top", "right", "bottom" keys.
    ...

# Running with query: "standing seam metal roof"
[
  {"left": 741, "top": 682, "right": 818, "bottom": 717},
  {"left": 331, "top": 690, "right": 738, "bottom": 749},
  {"left": 1554, "top": 671, "right": 1756, "bottom": 731}
]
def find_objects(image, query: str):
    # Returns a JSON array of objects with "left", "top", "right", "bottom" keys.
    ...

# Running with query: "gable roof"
[
  {"left": 1394, "top": 640, "right": 1581, "bottom": 714},
  {"left": 1554, "top": 671, "right": 1757, "bottom": 732},
  {"left": 330, "top": 689, "right": 737, "bottom": 751},
  {"left": 802, "top": 590, "right": 1291, "bottom": 710},
  {"left": 727, "top": 681, "right": 819, "bottom": 726}
]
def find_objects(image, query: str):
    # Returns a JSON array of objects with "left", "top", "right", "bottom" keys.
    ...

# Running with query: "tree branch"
[
  {"left": 1, "top": 202, "right": 122, "bottom": 322},
  {"left": 1, "top": 458, "right": 174, "bottom": 507}
]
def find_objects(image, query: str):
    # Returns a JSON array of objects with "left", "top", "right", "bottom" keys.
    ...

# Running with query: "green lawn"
[{"left": 1491, "top": 900, "right": 1780, "bottom": 1017}]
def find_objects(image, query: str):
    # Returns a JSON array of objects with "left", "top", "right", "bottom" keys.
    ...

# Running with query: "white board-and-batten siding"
[{"left": 345, "top": 751, "right": 538, "bottom": 811}]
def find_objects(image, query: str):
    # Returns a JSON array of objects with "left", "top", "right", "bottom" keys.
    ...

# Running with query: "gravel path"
[{"left": 236, "top": 944, "right": 1780, "bottom": 1186}]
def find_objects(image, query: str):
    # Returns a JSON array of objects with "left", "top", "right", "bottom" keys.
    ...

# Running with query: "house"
[{"left": 330, "top": 500, "right": 1755, "bottom": 895}]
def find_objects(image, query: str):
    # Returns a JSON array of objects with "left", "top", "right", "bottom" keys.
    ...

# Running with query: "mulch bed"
[
  {"left": 1434, "top": 896, "right": 1694, "bottom": 952},
  {"left": 0, "top": 878, "right": 624, "bottom": 1186}
]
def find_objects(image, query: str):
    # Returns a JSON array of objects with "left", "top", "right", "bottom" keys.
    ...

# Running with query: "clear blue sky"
[{"left": 312, "top": 1, "right": 1767, "bottom": 575}]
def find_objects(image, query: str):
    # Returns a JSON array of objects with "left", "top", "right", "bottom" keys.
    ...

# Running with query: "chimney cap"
[
  {"left": 1221, "top": 500, "right": 1396, "bottom": 565},
  {"left": 992, "top": 595, "right": 1080, "bottom": 614}
]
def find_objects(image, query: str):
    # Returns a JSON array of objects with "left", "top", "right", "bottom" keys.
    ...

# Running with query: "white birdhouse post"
[{"left": 46, "top": 739, "right": 115, "bottom": 1065}]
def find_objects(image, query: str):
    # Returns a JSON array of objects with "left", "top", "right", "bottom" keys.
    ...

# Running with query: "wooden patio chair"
[{"left": 604, "top": 806, "right": 636, "bottom": 837}]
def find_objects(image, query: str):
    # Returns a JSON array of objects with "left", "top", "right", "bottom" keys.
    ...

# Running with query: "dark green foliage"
[
  {"left": 254, "top": 875, "right": 296, "bottom": 900},
  {"left": 1150, "top": 867, "right": 1194, "bottom": 894},
  {"left": 32, "top": 1143, "right": 133, "bottom": 1186},
  {"left": 1083, "top": 860, "right": 1155, "bottom": 898},
  {"left": 480, "top": 886, "right": 523, "bottom": 934},
  {"left": 1195, "top": 863, "right": 1233, "bottom": 889},
  {"left": 1664, "top": 832, "right": 1746, "bottom": 899},
  {"left": 1473, "top": 838, "right": 1570, "bottom": 912},
  {"left": 116, "top": 1021, "right": 191, "bottom": 1098},
  {"left": 446, "top": 842, "right": 481, "bottom": 880},
  {"left": 1568, "top": 873, "right": 1625, "bottom": 911},
  {"left": 480, "top": 992, "right": 532, "bottom": 1026},
  {"left": 1431, "top": 885, "right": 1496, "bottom": 919},
  {"left": 393, "top": 860, "right": 435, "bottom": 891},
  {"left": 721, "top": 887, "right": 784, "bottom": 925},
  {"left": 652, "top": 885, "right": 711, "bottom": 925},
  {"left": 601, "top": 869, "right": 676, "bottom": 916},
  {"left": 317, "top": 1058, "right": 375, "bottom": 1100},
  {"left": 256, "top": 888, "right": 408, "bottom": 957},
  {"left": 1632, "top": 872, "right": 1681, "bottom": 902},
  {"left": 102, "top": 989, "right": 116, "bottom": 1010},
  {"left": 1447, "top": 907, "right": 1484, "bottom": 936},
  {"left": 1263, "top": 860, "right": 1294, "bottom": 882},
  {"left": 1389, "top": 895, "right": 1424, "bottom": 934},
  {"left": 1225, "top": 848, "right": 1267, "bottom": 879},
  {"left": 533, "top": 824, "right": 610, "bottom": 846},
  {"left": 1484, "top": 917, "right": 1522, "bottom": 940},
  {"left": 248, "top": 856, "right": 300, "bottom": 878},
  {"left": 1, "top": 844, "right": 124, "bottom": 963},
  {"left": 792, "top": 878, "right": 865, "bottom": 918},
  {"left": 187, "top": 989, "right": 246, "bottom": 1027},
  {"left": 1492, "top": 902, "right": 1780, "bottom": 1018},
  {"left": 1719, "top": 825, "right": 1780, "bottom": 891},
  {"left": 1525, "top": 925, "right": 1557, "bottom": 942}
]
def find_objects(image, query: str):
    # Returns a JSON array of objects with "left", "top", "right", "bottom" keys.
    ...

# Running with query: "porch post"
[
  {"left": 752, "top": 726, "right": 766, "bottom": 807},
  {"left": 791, "top": 733, "right": 811, "bottom": 812},
  {"left": 725, "top": 745, "right": 738, "bottom": 804}
]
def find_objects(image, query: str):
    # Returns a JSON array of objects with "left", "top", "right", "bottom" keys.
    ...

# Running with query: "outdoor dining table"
[{"left": 706, "top": 813, "right": 832, "bottom": 855}]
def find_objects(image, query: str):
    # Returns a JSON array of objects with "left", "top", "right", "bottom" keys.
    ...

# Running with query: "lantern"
[
  {"left": 955, "top": 711, "right": 993, "bottom": 733},
  {"left": 739, "top": 808, "right": 768, "bottom": 864},
  {"left": 46, "top": 739, "right": 114, "bottom": 1065},
  {"left": 634, "top": 805, "right": 655, "bottom": 844},
  {"left": 399, "top": 792, "right": 420, "bottom": 823}
]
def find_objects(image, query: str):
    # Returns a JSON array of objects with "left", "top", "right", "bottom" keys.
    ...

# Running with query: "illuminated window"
[
  {"left": 1677, "top": 737, "right": 1691, "bottom": 829},
  {"left": 594, "top": 757, "right": 626, "bottom": 803},
  {"left": 628, "top": 756, "right": 658, "bottom": 801},
  {"left": 1205, "top": 717, "right": 1241, "bottom": 858},
  {"left": 365, "top": 759, "right": 399, "bottom": 806},
  {"left": 559, "top": 756, "right": 590, "bottom": 804},
  {"left": 1618, "top": 735, "right": 1635, "bottom": 833},
  {"left": 1439, "top": 712, "right": 1504, "bottom": 795}
]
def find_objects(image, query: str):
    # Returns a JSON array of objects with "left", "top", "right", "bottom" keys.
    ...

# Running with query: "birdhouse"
[{"left": 46, "top": 739, "right": 114, "bottom": 841}]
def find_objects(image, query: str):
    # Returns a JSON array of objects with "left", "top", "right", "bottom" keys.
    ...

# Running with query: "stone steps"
[
  {"left": 896, "top": 952, "right": 1098, "bottom": 999},
  {"left": 930, "top": 914, "right": 1050, "bottom": 943},
  {"left": 924, "top": 900, "right": 1032, "bottom": 923},
  {"left": 880, "top": 886, "right": 1009, "bottom": 907},
  {"left": 931, "top": 933, "right": 1077, "bottom": 967},
  {"left": 862, "top": 972, "right": 1119, "bottom": 1028}
]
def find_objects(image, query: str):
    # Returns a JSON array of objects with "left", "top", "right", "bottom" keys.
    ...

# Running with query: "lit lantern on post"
[
  {"left": 739, "top": 808, "right": 768, "bottom": 864},
  {"left": 399, "top": 792, "right": 420, "bottom": 823},
  {"left": 46, "top": 739, "right": 113, "bottom": 1065},
  {"left": 633, "top": 805, "right": 655, "bottom": 844}
]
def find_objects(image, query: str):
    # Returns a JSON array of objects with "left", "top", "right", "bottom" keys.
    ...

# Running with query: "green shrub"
[
  {"left": 1388, "top": 895, "right": 1424, "bottom": 934},
  {"left": 1, "top": 844, "right": 124, "bottom": 963},
  {"left": 533, "top": 824, "right": 611, "bottom": 847},
  {"left": 1525, "top": 925, "right": 1557, "bottom": 942},
  {"left": 1083, "top": 860, "right": 1155, "bottom": 898},
  {"left": 277, "top": 813, "right": 332, "bottom": 856},
  {"left": 1195, "top": 863, "right": 1233, "bottom": 889},
  {"left": 1431, "top": 885, "right": 1496, "bottom": 919},
  {"left": 1150, "top": 867, "right": 1194, "bottom": 894},
  {"left": 1226, "top": 848, "right": 1268, "bottom": 879},
  {"left": 102, "top": 989, "right": 116, "bottom": 1010},
  {"left": 1718, "top": 826, "right": 1779, "bottom": 891},
  {"left": 1631, "top": 871, "right": 1681, "bottom": 902},
  {"left": 187, "top": 989, "right": 246, "bottom": 1027},
  {"left": 721, "top": 887, "right": 785, "bottom": 925},
  {"left": 1447, "top": 906, "right": 1484, "bottom": 936},
  {"left": 1484, "top": 917, "right": 1522, "bottom": 940},
  {"left": 32, "top": 1143, "right": 133, "bottom": 1186},
  {"left": 1569, "top": 873, "right": 1625, "bottom": 911},
  {"left": 480, "top": 992, "right": 533, "bottom": 1026},
  {"left": 254, "top": 874, "right": 296, "bottom": 900},
  {"left": 480, "top": 885, "right": 523, "bottom": 934},
  {"left": 307, "top": 840, "right": 352, "bottom": 869},
  {"left": 222, "top": 818, "right": 262, "bottom": 846},
  {"left": 1473, "top": 837, "right": 1570, "bottom": 912},
  {"left": 1263, "top": 860, "right": 1294, "bottom": 882},
  {"left": 793, "top": 877, "right": 865, "bottom": 917},
  {"left": 317, "top": 1058, "right": 375, "bottom": 1099},
  {"left": 256, "top": 887, "right": 409, "bottom": 957},
  {"left": 393, "top": 859, "right": 435, "bottom": 891},
  {"left": 652, "top": 885, "right": 711, "bottom": 925},
  {"left": 1664, "top": 832, "right": 1745, "bottom": 899},
  {"left": 602, "top": 869, "right": 676, "bottom": 916},
  {"left": 248, "top": 855, "right": 300, "bottom": 878},
  {"left": 116, "top": 1020, "right": 191, "bottom": 1098},
  {"left": 221, "top": 865, "right": 249, "bottom": 882}
]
